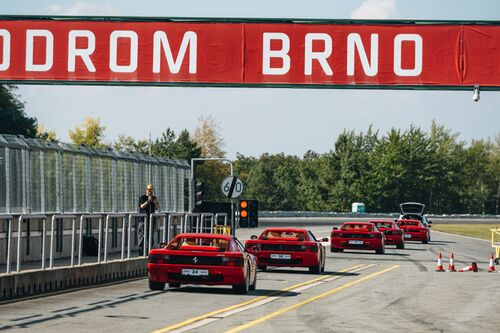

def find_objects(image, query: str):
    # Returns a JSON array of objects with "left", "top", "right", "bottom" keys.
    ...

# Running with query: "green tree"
[
  {"left": 69, "top": 116, "right": 106, "bottom": 148},
  {"left": 0, "top": 85, "right": 37, "bottom": 137}
]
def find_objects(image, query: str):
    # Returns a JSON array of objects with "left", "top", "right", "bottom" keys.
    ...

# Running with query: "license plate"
[
  {"left": 181, "top": 269, "right": 209, "bottom": 276},
  {"left": 404, "top": 234, "right": 412, "bottom": 238},
  {"left": 270, "top": 254, "right": 291, "bottom": 259},
  {"left": 348, "top": 240, "right": 363, "bottom": 245}
]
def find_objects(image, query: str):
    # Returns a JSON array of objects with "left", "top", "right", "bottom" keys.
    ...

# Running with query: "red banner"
[{"left": 0, "top": 18, "right": 499, "bottom": 88}]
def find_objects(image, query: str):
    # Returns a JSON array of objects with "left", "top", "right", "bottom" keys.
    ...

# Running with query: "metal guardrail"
[{"left": 1, "top": 211, "right": 231, "bottom": 275}]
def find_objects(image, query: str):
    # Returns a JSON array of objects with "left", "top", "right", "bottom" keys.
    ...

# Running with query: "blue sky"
[{"left": 1, "top": 0, "right": 500, "bottom": 158}]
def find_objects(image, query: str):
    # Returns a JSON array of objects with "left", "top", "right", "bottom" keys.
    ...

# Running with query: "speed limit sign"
[{"left": 221, "top": 176, "right": 244, "bottom": 199}]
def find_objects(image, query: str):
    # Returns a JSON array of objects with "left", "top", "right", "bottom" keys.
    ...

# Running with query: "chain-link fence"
[{"left": 0, "top": 134, "right": 190, "bottom": 214}]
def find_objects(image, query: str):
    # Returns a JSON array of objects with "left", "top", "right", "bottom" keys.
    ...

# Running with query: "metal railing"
[{"left": 1, "top": 211, "right": 232, "bottom": 275}]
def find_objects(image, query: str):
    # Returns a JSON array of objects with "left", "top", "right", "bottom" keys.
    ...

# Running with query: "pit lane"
[{"left": 0, "top": 221, "right": 499, "bottom": 332}]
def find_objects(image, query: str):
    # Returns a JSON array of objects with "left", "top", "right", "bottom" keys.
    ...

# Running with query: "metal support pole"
[
  {"left": 127, "top": 214, "right": 132, "bottom": 259},
  {"left": 70, "top": 217, "right": 76, "bottom": 267},
  {"left": 16, "top": 215, "right": 23, "bottom": 272},
  {"left": 41, "top": 218, "right": 46, "bottom": 269},
  {"left": 98, "top": 217, "right": 102, "bottom": 263},
  {"left": 104, "top": 215, "right": 110, "bottom": 262},
  {"left": 49, "top": 215, "right": 55, "bottom": 269},
  {"left": 78, "top": 215, "right": 84, "bottom": 265},
  {"left": 6, "top": 218, "right": 12, "bottom": 273},
  {"left": 121, "top": 216, "right": 127, "bottom": 260}
]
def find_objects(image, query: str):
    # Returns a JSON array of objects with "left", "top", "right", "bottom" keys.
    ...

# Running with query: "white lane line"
[
  {"left": 432, "top": 230, "right": 491, "bottom": 243},
  {"left": 168, "top": 264, "right": 375, "bottom": 333}
]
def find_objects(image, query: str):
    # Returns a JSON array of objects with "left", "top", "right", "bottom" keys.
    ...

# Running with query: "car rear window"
[
  {"left": 373, "top": 222, "right": 394, "bottom": 229},
  {"left": 399, "top": 221, "right": 420, "bottom": 227},
  {"left": 261, "top": 230, "right": 306, "bottom": 241},
  {"left": 168, "top": 237, "right": 228, "bottom": 251},
  {"left": 341, "top": 224, "right": 373, "bottom": 232}
]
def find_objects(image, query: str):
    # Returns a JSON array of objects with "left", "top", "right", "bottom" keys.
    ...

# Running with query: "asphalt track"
[{"left": 1, "top": 220, "right": 499, "bottom": 332}]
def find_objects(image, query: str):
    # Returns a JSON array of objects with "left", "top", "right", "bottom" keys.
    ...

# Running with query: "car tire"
[
  {"left": 309, "top": 263, "right": 321, "bottom": 274},
  {"left": 422, "top": 238, "right": 429, "bottom": 244},
  {"left": 233, "top": 269, "right": 250, "bottom": 294},
  {"left": 149, "top": 280, "right": 165, "bottom": 291},
  {"left": 257, "top": 265, "right": 267, "bottom": 271},
  {"left": 376, "top": 247, "right": 385, "bottom": 254},
  {"left": 168, "top": 282, "right": 181, "bottom": 288},
  {"left": 331, "top": 248, "right": 343, "bottom": 253},
  {"left": 249, "top": 270, "right": 257, "bottom": 291},
  {"left": 396, "top": 243, "right": 405, "bottom": 249}
]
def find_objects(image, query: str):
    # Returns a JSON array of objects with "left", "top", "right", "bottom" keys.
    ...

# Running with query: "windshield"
[
  {"left": 261, "top": 230, "right": 306, "bottom": 241},
  {"left": 341, "top": 224, "right": 374, "bottom": 232},
  {"left": 373, "top": 222, "right": 394, "bottom": 229},
  {"left": 168, "top": 237, "right": 228, "bottom": 251},
  {"left": 399, "top": 221, "right": 420, "bottom": 227}
]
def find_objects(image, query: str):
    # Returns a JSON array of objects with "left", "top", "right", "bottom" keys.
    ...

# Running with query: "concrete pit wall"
[{"left": 0, "top": 258, "right": 148, "bottom": 301}]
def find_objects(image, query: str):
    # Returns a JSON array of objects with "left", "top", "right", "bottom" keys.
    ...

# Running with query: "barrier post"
[
  {"left": 1, "top": 215, "right": 13, "bottom": 274},
  {"left": 184, "top": 213, "right": 200, "bottom": 234},
  {"left": 200, "top": 213, "right": 214, "bottom": 233},
  {"left": 167, "top": 213, "right": 185, "bottom": 243},
  {"left": 149, "top": 213, "right": 167, "bottom": 251},
  {"left": 127, "top": 213, "right": 147, "bottom": 258},
  {"left": 77, "top": 214, "right": 103, "bottom": 266},
  {"left": 104, "top": 214, "right": 126, "bottom": 263}
]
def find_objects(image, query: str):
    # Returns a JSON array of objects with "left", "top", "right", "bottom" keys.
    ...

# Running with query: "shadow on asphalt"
[
  {"left": 0, "top": 290, "right": 164, "bottom": 330},
  {"left": 428, "top": 241, "right": 456, "bottom": 245}
]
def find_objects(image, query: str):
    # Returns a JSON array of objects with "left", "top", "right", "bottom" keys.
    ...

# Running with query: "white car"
[{"left": 397, "top": 202, "right": 433, "bottom": 227}]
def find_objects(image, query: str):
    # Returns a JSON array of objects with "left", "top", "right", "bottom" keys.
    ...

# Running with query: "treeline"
[
  {"left": 235, "top": 123, "right": 500, "bottom": 214},
  {"left": 2, "top": 85, "right": 499, "bottom": 214}
]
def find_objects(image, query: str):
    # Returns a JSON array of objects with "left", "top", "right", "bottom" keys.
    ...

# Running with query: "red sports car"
[
  {"left": 245, "top": 228, "right": 327, "bottom": 274},
  {"left": 370, "top": 220, "right": 405, "bottom": 249},
  {"left": 147, "top": 233, "right": 257, "bottom": 294},
  {"left": 330, "top": 222, "right": 386, "bottom": 254},
  {"left": 398, "top": 219, "right": 430, "bottom": 243}
]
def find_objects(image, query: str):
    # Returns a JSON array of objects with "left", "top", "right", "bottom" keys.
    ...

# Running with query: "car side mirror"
[
  {"left": 250, "top": 235, "right": 258, "bottom": 240},
  {"left": 332, "top": 227, "right": 338, "bottom": 231},
  {"left": 321, "top": 237, "right": 329, "bottom": 242}
]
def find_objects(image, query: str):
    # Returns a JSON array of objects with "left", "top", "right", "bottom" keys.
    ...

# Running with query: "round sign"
[{"left": 221, "top": 176, "right": 244, "bottom": 199}]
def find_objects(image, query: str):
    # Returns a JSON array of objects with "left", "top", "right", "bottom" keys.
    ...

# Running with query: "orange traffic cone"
[
  {"left": 488, "top": 254, "right": 496, "bottom": 273},
  {"left": 436, "top": 252, "right": 445, "bottom": 272},
  {"left": 447, "top": 252, "right": 456, "bottom": 272},
  {"left": 458, "top": 262, "right": 478, "bottom": 272}
]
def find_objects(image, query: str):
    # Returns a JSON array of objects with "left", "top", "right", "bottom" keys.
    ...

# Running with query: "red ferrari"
[
  {"left": 331, "top": 222, "right": 386, "bottom": 254},
  {"left": 398, "top": 219, "right": 430, "bottom": 243},
  {"left": 147, "top": 233, "right": 257, "bottom": 294},
  {"left": 244, "top": 228, "right": 327, "bottom": 274},
  {"left": 370, "top": 220, "right": 405, "bottom": 249}
]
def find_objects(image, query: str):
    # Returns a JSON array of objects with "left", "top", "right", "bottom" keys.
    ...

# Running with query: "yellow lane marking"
[
  {"left": 151, "top": 264, "right": 367, "bottom": 333},
  {"left": 224, "top": 265, "right": 400, "bottom": 333}
]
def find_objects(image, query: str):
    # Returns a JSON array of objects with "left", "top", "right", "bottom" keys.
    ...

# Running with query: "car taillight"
[
  {"left": 148, "top": 254, "right": 170, "bottom": 264},
  {"left": 222, "top": 256, "right": 244, "bottom": 266},
  {"left": 308, "top": 244, "right": 318, "bottom": 253}
]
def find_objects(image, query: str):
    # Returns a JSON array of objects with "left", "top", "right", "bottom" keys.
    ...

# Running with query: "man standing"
[{"left": 138, "top": 184, "right": 159, "bottom": 255}]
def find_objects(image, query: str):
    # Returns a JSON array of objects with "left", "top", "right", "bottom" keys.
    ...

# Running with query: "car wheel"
[
  {"left": 422, "top": 238, "right": 429, "bottom": 244},
  {"left": 309, "top": 263, "right": 321, "bottom": 274},
  {"left": 376, "top": 247, "right": 385, "bottom": 254},
  {"left": 331, "top": 248, "right": 343, "bottom": 253},
  {"left": 233, "top": 269, "right": 250, "bottom": 294},
  {"left": 168, "top": 282, "right": 181, "bottom": 288},
  {"left": 321, "top": 256, "right": 326, "bottom": 273},
  {"left": 396, "top": 243, "right": 405, "bottom": 249},
  {"left": 149, "top": 280, "right": 165, "bottom": 291},
  {"left": 257, "top": 265, "right": 267, "bottom": 271},
  {"left": 249, "top": 270, "right": 257, "bottom": 291}
]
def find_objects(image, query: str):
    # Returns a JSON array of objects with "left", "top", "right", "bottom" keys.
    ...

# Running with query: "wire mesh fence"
[{"left": 0, "top": 134, "right": 191, "bottom": 215}]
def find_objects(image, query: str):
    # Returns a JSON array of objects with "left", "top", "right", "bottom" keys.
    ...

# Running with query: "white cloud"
[
  {"left": 48, "top": 1, "right": 117, "bottom": 16},
  {"left": 350, "top": 0, "right": 399, "bottom": 19}
]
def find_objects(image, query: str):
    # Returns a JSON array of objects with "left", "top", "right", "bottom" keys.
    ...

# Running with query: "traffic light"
[
  {"left": 239, "top": 200, "right": 258, "bottom": 228},
  {"left": 195, "top": 181, "right": 205, "bottom": 207}
]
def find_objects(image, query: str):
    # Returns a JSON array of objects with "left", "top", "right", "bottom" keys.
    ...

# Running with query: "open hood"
[{"left": 400, "top": 202, "right": 425, "bottom": 215}]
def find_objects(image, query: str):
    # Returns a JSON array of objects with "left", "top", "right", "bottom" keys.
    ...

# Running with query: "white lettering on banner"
[
  {"left": 263, "top": 33, "right": 290, "bottom": 75},
  {"left": 305, "top": 33, "right": 333, "bottom": 75},
  {"left": 26, "top": 30, "right": 54, "bottom": 72},
  {"left": 153, "top": 31, "right": 197, "bottom": 74},
  {"left": 347, "top": 33, "right": 379, "bottom": 76},
  {"left": 68, "top": 30, "right": 96, "bottom": 72},
  {"left": 0, "top": 29, "right": 10, "bottom": 71},
  {"left": 109, "top": 30, "right": 138, "bottom": 73},
  {"left": 394, "top": 34, "right": 423, "bottom": 77}
]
